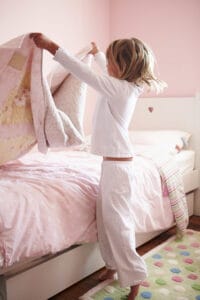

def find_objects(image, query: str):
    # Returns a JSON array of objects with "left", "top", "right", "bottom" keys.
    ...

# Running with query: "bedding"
[
  {"left": 0, "top": 34, "right": 92, "bottom": 165},
  {"left": 129, "top": 130, "right": 191, "bottom": 154},
  {"left": 0, "top": 149, "right": 190, "bottom": 268},
  {"left": 76, "top": 130, "right": 192, "bottom": 155},
  {"left": 153, "top": 155, "right": 188, "bottom": 232}
]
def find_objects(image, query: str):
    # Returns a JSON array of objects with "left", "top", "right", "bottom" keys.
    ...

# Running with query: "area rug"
[{"left": 80, "top": 229, "right": 200, "bottom": 300}]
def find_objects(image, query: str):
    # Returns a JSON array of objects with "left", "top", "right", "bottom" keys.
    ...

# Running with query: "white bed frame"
[
  {"left": 0, "top": 97, "right": 199, "bottom": 300},
  {"left": 130, "top": 96, "right": 200, "bottom": 215}
]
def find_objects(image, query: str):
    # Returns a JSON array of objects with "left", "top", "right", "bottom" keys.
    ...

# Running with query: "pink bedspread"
[{"left": 0, "top": 150, "right": 174, "bottom": 267}]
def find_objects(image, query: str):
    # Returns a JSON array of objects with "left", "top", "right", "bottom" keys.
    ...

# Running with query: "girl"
[{"left": 30, "top": 33, "right": 166, "bottom": 300}]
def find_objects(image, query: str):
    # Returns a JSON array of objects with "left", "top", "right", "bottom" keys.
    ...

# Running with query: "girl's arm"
[
  {"left": 88, "top": 42, "right": 107, "bottom": 73},
  {"left": 30, "top": 33, "right": 59, "bottom": 55},
  {"left": 30, "top": 33, "right": 118, "bottom": 96},
  {"left": 94, "top": 52, "right": 108, "bottom": 73}
]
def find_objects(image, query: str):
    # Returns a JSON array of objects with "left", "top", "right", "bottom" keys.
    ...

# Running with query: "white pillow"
[
  {"left": 52, "top": 55, "right": 93, "bottom": 138},
  {"left": 72, "top": 134, "right": 92, "bottom": 152},
  {"left": 129, "top": 130, "right": 191, "bottom": 154},
  {"left": 133, "top": 144, "right": 175, "bottom": 159},
  {"left": 43, "top": 54, "right": 93, "bottom": 150}
]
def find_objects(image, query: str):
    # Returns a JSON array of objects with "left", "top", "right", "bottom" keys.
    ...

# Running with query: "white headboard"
[
  {"left": 130, "top": 97, "right": 200, "bottom": 215},
  {"left": 130, "top": 97, "right": 200, "bottom": 152}
]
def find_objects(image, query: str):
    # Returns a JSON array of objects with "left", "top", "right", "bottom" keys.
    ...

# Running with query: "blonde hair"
[{"left": 106, "top": 38, "right": 167, "bottom": 93}]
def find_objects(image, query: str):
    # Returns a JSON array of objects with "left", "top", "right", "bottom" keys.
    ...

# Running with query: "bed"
[{"left": 0, "top": 97, "right": 199, "bottom": 300}]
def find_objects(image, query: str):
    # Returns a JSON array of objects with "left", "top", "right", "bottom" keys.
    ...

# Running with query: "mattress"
[
  {"left": 172, "top": 150, "right": 198, "bottom": 193},
  {"left": 0, "top": 149, "right": 197, "bottom": 268},
  {"left": 173, "top": 150, "right": 195, "bottom": 174}
]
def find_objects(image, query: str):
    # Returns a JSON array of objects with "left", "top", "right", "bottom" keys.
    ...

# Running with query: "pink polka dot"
[
  {"left": 178, "top": 244, "right": 187, "bottom": 249},
  {"left": 187, "top": 274, "right": 198, "bottom": 280},
  {"left": 164, "top": 246, "right": 173, "bottom": 251},
  {"left": 184, "top": 258, "right": 193, "bottom": 264},
  {"left": 186, "top": 231, "right": 194, "bottom": 235},
  {"left": 191, "top": 242, "right": 200, "bottom": 248},
  {"left": 154, "top": 261, "right": 164, "bottom": 267},
  {"left": 172, "top": 276, "right": 184, "bottom": 282},
  {"left": 141, "top": 281, "right": 150, "bottom": 287}
]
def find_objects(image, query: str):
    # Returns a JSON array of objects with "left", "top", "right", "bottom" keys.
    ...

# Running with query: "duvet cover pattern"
[{"left": 0, "top": 150, "right": 186, "bottom": 267}]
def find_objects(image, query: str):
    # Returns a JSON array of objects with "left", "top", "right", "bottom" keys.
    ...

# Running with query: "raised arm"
[
  {"left": 94, "top": 52, "right": 108, "bottom": 73},
  {"left": 88, "top": 42, "right": 107, "bottom": 73},
  {"left": 30, "top": 33, "right": 59, "bottom": 55},
  {"left": 30, "top": 33, "right": 118, "bottom": 97}
]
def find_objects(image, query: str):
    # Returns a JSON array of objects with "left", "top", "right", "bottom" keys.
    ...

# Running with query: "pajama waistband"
[{"left": 103, "top": 157, "right": 133, "bottom": 161}]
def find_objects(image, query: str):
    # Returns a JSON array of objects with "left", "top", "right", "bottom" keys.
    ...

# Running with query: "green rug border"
[{"left": 79, "top": 229, "right": 200, "bottom": 300}]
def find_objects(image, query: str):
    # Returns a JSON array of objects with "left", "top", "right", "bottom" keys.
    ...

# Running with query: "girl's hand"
[
  {"left": 29, "top": 33, "right": 59, "bottom": 55},
  {"left": 89, "top": 42, "right": 99, "bottom": 55}
]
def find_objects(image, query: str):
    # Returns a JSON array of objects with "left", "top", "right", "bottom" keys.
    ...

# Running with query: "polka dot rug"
[{"left": 80, "top": 229, "right": 200, "bottom": 300}]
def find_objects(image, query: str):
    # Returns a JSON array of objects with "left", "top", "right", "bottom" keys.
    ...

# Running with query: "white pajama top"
[{"left": 54, "top": 48, "right": 143, "bottom": 157}]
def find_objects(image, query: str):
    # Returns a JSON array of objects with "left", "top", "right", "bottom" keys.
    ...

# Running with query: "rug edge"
[
  {"left": 80, "top": 229, "right": 199, "bottom": 299},
  {"left": 79, "top": 279, "right": 114, "bottom": 300},
  {"left": 142, "top": 229, "right": 197, "bottom": 258}
]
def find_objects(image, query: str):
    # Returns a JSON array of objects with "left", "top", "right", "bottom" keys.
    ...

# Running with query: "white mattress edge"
[{"left": 182, "top": 169, "right": 199, "bottom": 193}]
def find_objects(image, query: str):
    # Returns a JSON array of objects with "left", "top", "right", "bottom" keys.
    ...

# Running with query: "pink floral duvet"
[{"left": 0, "top": 150, "right": 175, "bottom": 267}]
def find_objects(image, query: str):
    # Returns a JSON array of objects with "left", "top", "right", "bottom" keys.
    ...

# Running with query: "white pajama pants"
[{"left": 96, "top": 160, "right": 147, "bottom": 287}]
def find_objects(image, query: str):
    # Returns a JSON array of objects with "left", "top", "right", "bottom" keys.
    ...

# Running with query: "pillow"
[
  {"left": 129, "top": 130, "right": 191, "bottom": 154},
  {"left": 133, "top": 144, "right": 175, "bottom": 159},
  {"left": 44, "top": 53, "right": 93, "bottom": 150},
  {"left": 51, "top": 54, "right": 93, "bottom": 138},
  {"left": 72, "top": 134, "right": 92, "bottom": 152}
]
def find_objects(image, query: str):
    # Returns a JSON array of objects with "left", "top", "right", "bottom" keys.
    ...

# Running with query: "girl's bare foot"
[
  {"left": 127, "top": 284, "right": 140, "bottom": 300},
  {"left": 98, "top": 268, "right": 116, "bottom": 281}
]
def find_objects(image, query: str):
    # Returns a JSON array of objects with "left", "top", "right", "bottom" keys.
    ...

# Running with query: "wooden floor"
[{"left": 49, "top": 215, "right": 200, "bottom": 300}]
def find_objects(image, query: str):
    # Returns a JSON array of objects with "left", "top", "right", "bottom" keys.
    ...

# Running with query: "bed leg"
[{"left": 0, "top": 275, "right": 7, "bottom": 300}]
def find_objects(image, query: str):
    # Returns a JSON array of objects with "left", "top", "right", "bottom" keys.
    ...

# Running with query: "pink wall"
[
  {"left": 0, "top": 0, "right": 110, "bottom": 133},
  {"left": 0, "top": 0, "right": 110, "bottom": 71},
  {"left": 110, "top": 0, "right": 200, "bottom": 97},
  {"left": 0, "top": 0, "right": 199, "bottom": 132}
]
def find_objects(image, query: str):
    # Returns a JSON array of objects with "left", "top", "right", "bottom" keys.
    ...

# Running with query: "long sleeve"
[
  {"left": 53, "top": 48, "right": 121, "bottom": 97},
  {"left": 94, "top": 51, "right": 107, "bottom": 73}
]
